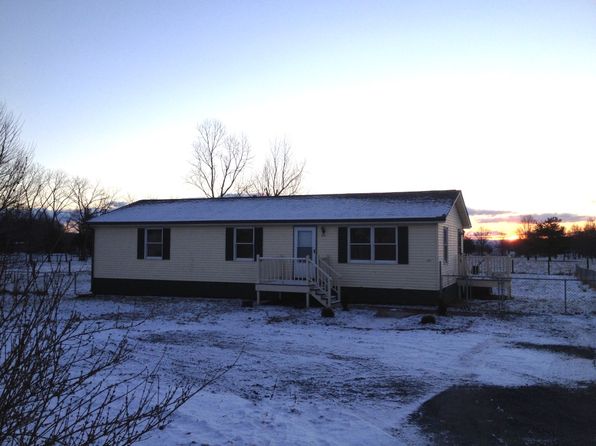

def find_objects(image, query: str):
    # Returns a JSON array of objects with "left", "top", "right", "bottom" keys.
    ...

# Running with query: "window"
[
  {"left": 235, "top": 227, "right": 254, "bottom": 260},
  {"left": 457, "top": 229, "right": 463, "bottom": 255},
  {"left": 349, "top": 227, "right": 371, "bottom": 260},
  {"left": 443, "top": 226, "right": 449, "bottom": 263},
  {"left": 145, "top": 228, "right": 163, "bottom": 259},
  {"left": 225, "top": 227, "right": 262, "bottom": 261},
  {"left": 374, "top": 227, "right": 397, "bottom": 261},
  {"left": 137, "top": 228, "right": 170, "bottom": 260},
  {"left": 349, "top": 226, "right": 396, "bottom": 262}
]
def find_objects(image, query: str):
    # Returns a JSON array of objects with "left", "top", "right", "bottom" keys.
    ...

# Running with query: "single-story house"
[{"left": 90, "top": 190, "right": 471, "bottom": 306}]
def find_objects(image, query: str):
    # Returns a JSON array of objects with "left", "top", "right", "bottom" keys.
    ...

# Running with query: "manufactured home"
[{"left": 90, "top": 190, "right": 471, "bottom": 306}]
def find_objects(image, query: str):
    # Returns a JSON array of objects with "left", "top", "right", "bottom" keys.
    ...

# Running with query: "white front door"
[{"left": 294, "top": 226, "right": 317, "bottom": 279}]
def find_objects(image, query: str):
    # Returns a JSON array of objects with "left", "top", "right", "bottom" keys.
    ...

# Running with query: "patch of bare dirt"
[
  {"left": 410, "top": 383, "right": 596, "bottom": 445},
  {"left": 514, "top": 342, "right": 594, "bottom": 360}
]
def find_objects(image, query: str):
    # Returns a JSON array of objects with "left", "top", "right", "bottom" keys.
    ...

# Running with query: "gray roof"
[{"left": 91, "top": 190, "right": 470, "bottom": 226}]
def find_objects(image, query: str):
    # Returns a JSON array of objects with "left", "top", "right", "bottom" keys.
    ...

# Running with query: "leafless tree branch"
[
  {"left": 0, "top": 264, "right": 234, "bottom": 445},
  {"left": 188, "top": 120, "right": 251, "bottom": 198},
  {"left": 247, "top": 139, "right": 305, "bottom": 196},
  {"left": 0, "top": 103, "right": 33, "bottom": 213},
  {"left": 68, "top": 176, "right": 117, "bottom": 258}
]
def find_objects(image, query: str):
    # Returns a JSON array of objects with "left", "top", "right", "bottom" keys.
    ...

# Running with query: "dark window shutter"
[
  {"left": 225, "top": 227, "right": 234, "bottom": 261},
  {"left": 254, "top": 227, "right": 263, "bottom": 260},
  {"left": 338, "top": 226, "right": 347, "bottom": 263},
  {"left": 162, "top": 228, "right": 171, "bottom": 260},
  {"left": 137, "top": 228, "right": 145, "bottom": 259},
  {"left": 398, "top": 226, "right": 409, "bottom": 264}
]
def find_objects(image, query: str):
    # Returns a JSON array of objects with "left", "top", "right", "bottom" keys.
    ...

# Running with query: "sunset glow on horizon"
[{"left": 468, "top": 216, "right": 594, "bottom": 241}]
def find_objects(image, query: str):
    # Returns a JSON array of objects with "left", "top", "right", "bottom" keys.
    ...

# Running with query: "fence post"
[
  {"left": 256, "top": 255, "right": 261, "bottom": 285},
  {"left": 511, "top": 258, "right": 515, "bottom": 274},
  {"left": 548, "top": 259, "right": 551, "bottom": 275},
  {"left": 74, "top": 272, "right": 77, "bottom": 295},
  {"left": 439, "top": 261, "right": 443, "bottom": 299},
  {"left": 564, "top": 279, "right": 567, "bottom": 314},
  {"left": 587, "top": 258, "right": 590, "bottom": 270}
]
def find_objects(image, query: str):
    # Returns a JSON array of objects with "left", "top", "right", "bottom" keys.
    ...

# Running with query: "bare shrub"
[{"left": 0, "top": 266, "right": 229, "bottom": 445}]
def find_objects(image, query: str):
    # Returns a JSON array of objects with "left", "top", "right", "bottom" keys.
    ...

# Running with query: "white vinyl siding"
[
  {"left": 94, "top": 222, "right": 441, "bottom": 291},
  {"left": 95, "top": 225, "right": 293, "bottom": 284},
  {"left": 318, "top": 223, "right": 439, "bottom": 291},
  {"left": 439, "top": 206, "right": 465, "bottom": 286}
]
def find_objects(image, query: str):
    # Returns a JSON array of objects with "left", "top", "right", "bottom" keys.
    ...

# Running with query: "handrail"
[
  {"left": 305, "top": 256, "right": 332, "bottom": 296},
  {"left": 316, "top": 256, "right": 342, "bottom": 279},
  {"left": 257, "top": 256, "right": 340, "bottom": 306}
]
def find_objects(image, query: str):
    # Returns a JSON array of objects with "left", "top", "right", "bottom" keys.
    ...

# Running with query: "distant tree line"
[
  {"left": 514, "top": 216, "right": 595, "bottom": 260},
  {"left": 0, "top": 103, "right": 118, "bottom": 258},
  {"left": 465, "top": 216, "right": 596, "bottom": 260}
]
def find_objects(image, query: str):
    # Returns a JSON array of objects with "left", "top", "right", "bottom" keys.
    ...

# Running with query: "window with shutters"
[
  {"left": 145, "top": 228, "right": 163, "bottom": 259},
  {"left": 348, "top": 226, "right": 396, "bottom": 263},
  {"left": 443, "top": 226, "right": 449, "bottom": 263},
  {"left": 234, "top": 227, "right": 255, "bottom": 260}
]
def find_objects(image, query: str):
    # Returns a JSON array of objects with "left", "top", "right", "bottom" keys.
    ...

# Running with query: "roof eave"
[
  {"left": 453, "top": 192, "right": 472, "bottom": 228},
  {"left": 90, "top": 216, "right": 448, "bottom": 226}
]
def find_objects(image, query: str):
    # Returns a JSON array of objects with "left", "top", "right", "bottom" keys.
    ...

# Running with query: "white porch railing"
[
  {"left": 257, "top": 256, "right": 308, "bottom": 284},
  {"left": 459, "top": 255, "right": 512, "bottom": 277},
  {"left": 256, "top": 256, "right": 340, "bottom": 307}
]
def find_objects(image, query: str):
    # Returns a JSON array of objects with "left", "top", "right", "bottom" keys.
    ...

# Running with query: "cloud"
[
  {"left": 468, "top": 208, "right": 511, "bottom": 216},
  {"left": 530, "top": 213, "right": 592, "bottom": 223},
  {"left": 472, "top": 212, "right": 592, "bottom": 224},
  {"left": 474, "top": 215, "right": 518, "bottom": 223}
]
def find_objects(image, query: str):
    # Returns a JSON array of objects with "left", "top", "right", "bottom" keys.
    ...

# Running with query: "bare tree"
[
  {"left": 18, "top": 163, "right": 50, "bottom": 221},
  {"left": 472, "top": 226, "right": 492, "bottom": 255},
  {"left": 248, "top": 139, "right": 305, "bottom": 196},
  {"left": 516, "top": 215, "right": 536, "bottom": 240},
  {"left": 43, "top": 169, "right": 72, "bottom": 225},
  {"left": 188, "top": 119, "right": 251, "bottom": 198},
  {"left": 69, "top": 176, "right": 117, "bottom": 258},
  {"left": 0, "top": 266, "right": 232, "bottom": 445},
  {"left": 515, "top": 215, "right": 537, "bottom": 258},
  {"left": 0, "top": 103, "right": 33, "bottom": 213}
]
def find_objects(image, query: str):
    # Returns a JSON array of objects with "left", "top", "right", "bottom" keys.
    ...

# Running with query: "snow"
[
  {"left": 90, "top": 191, "right": 461, "bottom": 224},
  {"left": 54, "top": 273, "right": 596, "bottom": 446}
]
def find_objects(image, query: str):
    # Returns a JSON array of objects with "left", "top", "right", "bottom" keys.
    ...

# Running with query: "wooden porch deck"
[
  {"left": 456, "top": 255, "right": 513, "bottom": 299},
  {"left": 255, "top": 256, "right": 341, "bottom": 308}
]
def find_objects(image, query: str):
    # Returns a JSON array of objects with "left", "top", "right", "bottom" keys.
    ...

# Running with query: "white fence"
[
  {"left": 459, "top": 255, "right": 512, "bottom": 277},
  {"left": 576, "top": 266, "right": 596, "bottom": 289},
  {"left": 0, "top": 270, "right": 91, "bottom": 296}
]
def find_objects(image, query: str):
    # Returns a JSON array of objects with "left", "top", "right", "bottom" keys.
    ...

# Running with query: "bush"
[
  {"left": 321, "top": 307, "right": 335, "bottom": 318},
  {"left": 420, "top": 314, "right": 436, "bottom": 324},
  {"left": 437, "top": 299, "right": 448, "bottom": 316}
]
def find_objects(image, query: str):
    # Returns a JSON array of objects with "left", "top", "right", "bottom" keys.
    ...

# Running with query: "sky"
[{"left": 1, "top": 0, "right": 595, "bottom": 237}]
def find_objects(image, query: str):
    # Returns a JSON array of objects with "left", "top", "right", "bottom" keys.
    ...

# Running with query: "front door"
[{"left": 294, "top": 226, "right": 316, "bottom": 280}]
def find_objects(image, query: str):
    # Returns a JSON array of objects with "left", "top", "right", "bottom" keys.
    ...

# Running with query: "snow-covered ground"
[{"left": 58, "top": 277, "right": 595, "bottom": 445}]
